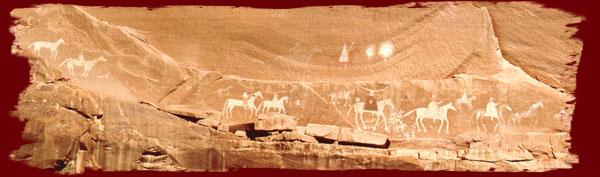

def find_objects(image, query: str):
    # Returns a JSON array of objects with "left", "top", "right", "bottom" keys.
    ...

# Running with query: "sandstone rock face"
[{"left": 8, "top": 2, "right": 581, "bottom": 174}]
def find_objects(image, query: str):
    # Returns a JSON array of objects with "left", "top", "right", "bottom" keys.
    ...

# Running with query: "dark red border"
[{"left": 2, "top": 0, "right": 596, "bottom": 177}]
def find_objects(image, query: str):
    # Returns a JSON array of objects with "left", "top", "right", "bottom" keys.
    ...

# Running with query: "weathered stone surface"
[
  {"left": 8, "top": 2, "right": 582, "bottom": 174},
  {"left": 196, "top": 118, "right": 220, "bottom": 128},
  {"left": 217, "top": 122, "right": 254, "bottom": 133},
  {"left": 234, "top": 130, "right": 247, "bottom": 138},
  {"left": 256, "top": 132, "right": 318, "bottom": 143},
  {"left": 254, "top": 114, "right": 297, "bottom": 131},
  {"left": 165, "top": 104, "right": 223, "bottom": 120},
  {"left": 294, "top": 126, "right": 307, "bottom": 135},
  {"left": 339, "top": 127, "right": 389, "bottom": 146},
  {"left": 305, "top": 123, "right": 341, "bottom": 141}
]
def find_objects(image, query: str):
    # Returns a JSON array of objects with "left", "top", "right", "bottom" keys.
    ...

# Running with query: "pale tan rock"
[
  {"left": 196, "top": 118, "right": 220, "bottom": 128},
  {"left": 294, "top": 126, "right": 307, "bottom": 135},
  {"left": 165, "top": 104, "right": 222, "bottom": 120},
  {"left": 254, "top": 114, "right": 297, "bottom": 131},
  {"left": 305, "top": 123, "right": 341, "bottom": 140},
  {"left": 339, "top": 127, "right": 389, "bottom": 146},
  {"left": 256, "top": 132, "right": 317, "bottom": 143},
  {"left": 234, "top": 131, "right": 247, "bottom": 138},
  {"left": 217, "top": 122, "right": 254, "bottom": 133}
]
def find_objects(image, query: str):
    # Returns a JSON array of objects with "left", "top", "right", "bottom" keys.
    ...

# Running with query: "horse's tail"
[
  {"left": 346, "top": 104, "right": 354, "bottom": 117},
  {"left": 58, "top": 59, "right": 68, "bottom": 67},
  {"left": 257, "top": 102, "right": 264, "bottom": 112},
  {"left": 403, "top": 109, "right": 417, "bottom": 118},
  {"left": 28, "top": 42, "right": 34, "bottom": 49},
  {"left": 469, "top": 110, "right": 481, "bottom": 122}
]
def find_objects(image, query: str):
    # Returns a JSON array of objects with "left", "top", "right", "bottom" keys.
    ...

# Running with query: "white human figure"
[
  {"left": 456, "top": 89, "right": 476, "bottom": 110},
  {"left": 242, "top": 92, "right": 249, "bottom": 109},
  {"left": 272, "top": 93, "right": 278, "bottom": 102},
  {"left": 426, "top": 95, "right": 441, "bottom": 118},
  {"left": 338, "top": 42, "right": 354, "bottom": 63},
  {"left": 483, "top": 97, "right": 499, "bottom": 120},
  {"left": 58, "top": 56, "right": 107, "bottom": 77},
  {"left": 28, "top": 38, "right": 65, "bottom": 59}
]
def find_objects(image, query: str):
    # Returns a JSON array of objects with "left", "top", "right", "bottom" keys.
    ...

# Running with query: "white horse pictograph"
[
  {"left": 258, "top": 94, "right": 289, "bottom": 114},
  {"left": 28, "top": 38, "right": 65, "bottom": 59},
  {"left": 222, "top": 91, "right": 263, "bottom": 118},
  {"left": 328, "top": 90, "right": 354, "bottom": 106},
  {"left": 509, "top": 101, "right": 544, "bottom": 127},
  {"left": 58, "top": 55, "right": 107, "bottom": 77},
  {"left": 346, "top": 99, "right": 395, "bottom": 131},
  {"left": 403, "top": 103, "right": 457, "bottom": 134},
  {"left": 455, "top": 90, "right": 476, "bottom": 110},
  {"left": 470, "top": 103, "right": 512, "bottom": 132}
]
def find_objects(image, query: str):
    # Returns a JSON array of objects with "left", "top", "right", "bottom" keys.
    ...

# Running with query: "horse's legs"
[
  {"left": 355, "top": 112, "right": 361, "bottom": 130},
  {"left": 415, "top": 116, "right": 421, "bottom": 132},
  {"left": 71, "top": 65, "right": 76, "bottom": 75},
  {"left": 476, "top": 114, "right": 481, "bottom": 132},
  {"left": 420, "top": 117, "right": 427, "bottom": 132},
  {"left": 493, "top": 117, "right": 499, "bottom": 132},
  {"left": 255, "top": 107, "right": 259, "bottom": 117},
  {"left": 82, "top": 68, "right": 88, "bottom": 77},
  {"left": 222, "top": 102, "right": 227, "bottom": 118},
  {"left": 382, "top": 114, "right": 389, "bottom": 132},
  {"left": 437, "top": 119, "right": 444, "bottom": 134},
  {"left": 445, "top": 118, "right": 450, "bottom": 134},
  {"left": 481, "top": 117, "right": 488, "bottom": 131},
  {"left": 360, "top": 113, "right": 367, "bottom": 129},
  {"left": 500, "top": 117, "right": 506, "bottom": 132},
  {"left": 373, "top": 114, "right": 380, "bottom": 130}
]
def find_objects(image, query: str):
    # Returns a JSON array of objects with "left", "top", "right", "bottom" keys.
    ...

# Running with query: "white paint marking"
[
  {"left": 378, "top": 41, "right": 394, "bottom": 60},
  {"left": 366, "top": 45, "right": 375, "bottom": 60}
]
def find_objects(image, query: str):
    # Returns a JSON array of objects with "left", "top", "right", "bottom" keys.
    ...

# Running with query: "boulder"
[
  {"left": 217, "top": 122, "right": 254, "bottom": 133},
  {"left": 255, "top": 132, "right": 317, "bottom": 143},
  {"left": 196, "top": 118, "right": 220, "bottom": 128},
  {"left": 294, "top": 126, "right": 307, "bottom": 135},
  {"left": 254, "top": 114, "right": 297, "bottom": 131},
  {"left": 234, "top": 131, "right": 247, "bottom": 138},
  {"left": 165, "top": 104, "right": 222, "bottom": 120},
  {"left": 339, "top": 127, "right": 388, "bottom": 146},
  {"left": 305, "top": 123, "right": 340, "bottom": 140}
]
